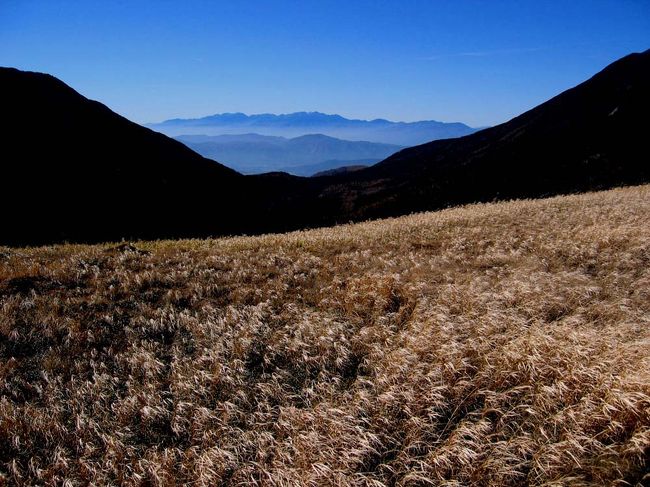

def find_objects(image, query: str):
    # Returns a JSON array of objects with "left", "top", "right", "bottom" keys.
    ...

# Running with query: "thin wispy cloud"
[{"left": 423, "top": 46, "right": 546, "bottom": 61}]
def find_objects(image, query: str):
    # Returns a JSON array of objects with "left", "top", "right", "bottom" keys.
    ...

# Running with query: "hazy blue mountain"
[
  {"left": 175, "top": 133, "right": 402, "bottom": 174},
  {"left": 151, "top": 112, "right": 477, "bottom": 145}
]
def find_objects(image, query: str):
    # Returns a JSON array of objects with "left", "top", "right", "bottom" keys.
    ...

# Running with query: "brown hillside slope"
[{"left": 1, "top": 186, "right": 649, "bottom": 485}]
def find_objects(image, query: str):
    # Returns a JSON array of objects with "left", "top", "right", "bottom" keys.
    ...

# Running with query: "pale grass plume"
[{"left": 0, "top": 185, "right": 649, "bottom": 485}]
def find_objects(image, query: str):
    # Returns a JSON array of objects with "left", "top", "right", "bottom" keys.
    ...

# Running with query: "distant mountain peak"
[
  {"left": 148, "top": 111, "right": 477, "bottom": 145},
  {"left": 155, "top": 111, "right": 463, "bottom": 126}
]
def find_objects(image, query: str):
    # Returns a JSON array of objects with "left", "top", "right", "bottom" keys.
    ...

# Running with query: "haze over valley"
[
  {"left": 151, "top": 112, "right": 477, "bottom": 175},
  {"left": 174, "top": 132, "right": 404, "bottom": 175}
]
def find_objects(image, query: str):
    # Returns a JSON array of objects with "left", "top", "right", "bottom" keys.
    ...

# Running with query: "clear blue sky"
[{"left": 1, "top": 0, "right": 648, "bottom": 126}]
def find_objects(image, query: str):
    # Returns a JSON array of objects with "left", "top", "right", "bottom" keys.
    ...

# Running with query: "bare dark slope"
[
  {"left": 0, "top": 67, "right": 247, "bottom": 245},
  {"left": 2, "top": 49, "right": 649, "bottom": 245},
  {"left": 313, "top": 49, "right": 650, "bottom": 219}
]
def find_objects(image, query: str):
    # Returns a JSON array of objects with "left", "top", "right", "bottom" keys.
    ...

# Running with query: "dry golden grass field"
[{"left": 1, "top": 186, "right": 649, "bottom": 486}]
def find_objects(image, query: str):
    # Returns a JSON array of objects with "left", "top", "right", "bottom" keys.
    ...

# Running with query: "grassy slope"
[{"left": 1, "top": 186, "right": 649, "bottom": 486}]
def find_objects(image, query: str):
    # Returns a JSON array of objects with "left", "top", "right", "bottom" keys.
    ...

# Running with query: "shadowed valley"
[{"left": 1, "top": 50, "right": 649, "bottom": 246}]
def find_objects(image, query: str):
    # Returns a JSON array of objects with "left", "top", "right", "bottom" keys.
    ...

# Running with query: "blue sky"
[{"left": 1, "top": 0, "right": 649, "bottom": 126}]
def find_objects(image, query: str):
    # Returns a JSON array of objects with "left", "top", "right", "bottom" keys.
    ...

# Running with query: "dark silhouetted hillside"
[
  {"left": 2, "top": 49, "right": 649, "bottom": 245},
  {"left": 0, "top": 67, "right": 248, "bottom": 245},
  {"left": 307, "top": 49, "right": 650, "bottom": 221},
  {"left": 312, "top": 165, "right": 368, "bottom": 177}
]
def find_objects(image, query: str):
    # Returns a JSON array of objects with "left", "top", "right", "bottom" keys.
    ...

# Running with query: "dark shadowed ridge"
[
  {"left": 0, "top": 67, "right": 255, "bottom": 245},
  {"left": 308, "top": 49, "right": 650, "bottom": 220},
  {"left": 1, "top": 49, "right": 649, "bottom": 246}
]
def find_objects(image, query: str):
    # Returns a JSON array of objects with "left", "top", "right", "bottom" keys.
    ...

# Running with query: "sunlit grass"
[{"left": 1, "top": 185, "right": 649, "bottom": 485}]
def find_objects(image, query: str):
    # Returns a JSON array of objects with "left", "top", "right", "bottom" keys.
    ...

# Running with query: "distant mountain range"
[
  {"left": 149, "top": 112, "right": 477, "bottom": 146},
  {"left": 2, "top": 49, "right": 648, "bottom": 246},
  {"left": 175, "top": 133, "right": 402, "bottom": 175}
]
